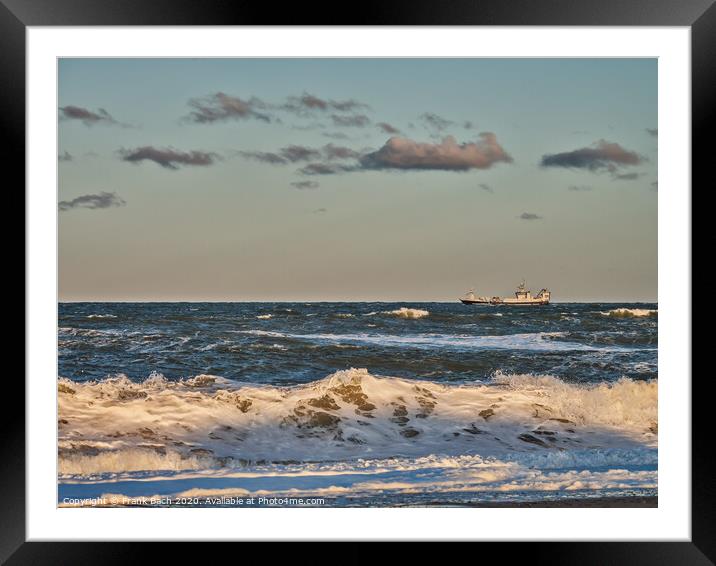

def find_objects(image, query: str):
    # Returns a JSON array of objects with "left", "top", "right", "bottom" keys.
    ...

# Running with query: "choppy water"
[
  {"left": 57, "top": 302, "right": 658, "bottom": 507},
  {"left": 59, "top": 302, "right": 657, "bottom": 384}
]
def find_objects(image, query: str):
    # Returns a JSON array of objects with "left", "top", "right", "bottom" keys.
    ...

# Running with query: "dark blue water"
[{"left": 58, "top": 302, "right": 657, "bottom": 385}]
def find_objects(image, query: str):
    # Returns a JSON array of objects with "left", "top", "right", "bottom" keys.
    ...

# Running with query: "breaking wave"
[
  {"left": 58, "top": 449, "right": 657, "bottom": 505},
  {"left": 236, "top": 329, "right": 628, "bottom": 352},
  {"left": 602, "top": 308, "right": 657, "bottom": 318},
  {"left": 384, "top": 308, "right": 430, "bottom": 319},
  {"left": 58, "top": 368, "right": 656, "bottom": 475}
]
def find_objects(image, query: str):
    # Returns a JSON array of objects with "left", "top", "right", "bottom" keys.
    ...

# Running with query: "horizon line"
[{"left": 58, "top": 299, "right": 658, "bottom": 304}]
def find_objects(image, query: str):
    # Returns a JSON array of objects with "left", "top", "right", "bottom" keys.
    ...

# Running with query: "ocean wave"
[
  {"left": 58, "top": 368, "right": 656, "bottom": 475},
  {"left": 58, "top": 449, "right": 657, "bottom": 504},
  {"left": 236, "top": 329, "right": 623, "bottom": 352},
  {"left": 256, "top": 314, "right": 273, "bottom": 320},
  {"left": 384, "top": 307, "right": 430, "bottom": 319},
  {"left": 86, "top": 314, "right": 118, "bottom": 319},
  {"left": 601, "top": 308, "right": 657, "bottom": 318}
]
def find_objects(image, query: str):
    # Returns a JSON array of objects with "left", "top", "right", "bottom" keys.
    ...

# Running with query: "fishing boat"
[
  {"left": 460, "top": 282, "right": 551, "bottom": 305},
  {"left": 459, "top": 289, "right": 491, "bottom": 305}
]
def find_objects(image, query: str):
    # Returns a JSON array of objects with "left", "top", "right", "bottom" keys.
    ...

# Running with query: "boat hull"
[{"left": 460, "top": 299, "right": 550, "bottom": 305}]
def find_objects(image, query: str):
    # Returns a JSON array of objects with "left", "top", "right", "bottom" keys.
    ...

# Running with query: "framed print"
[{"left": 8, "top": 0, "right": 710, "bottom": 560}]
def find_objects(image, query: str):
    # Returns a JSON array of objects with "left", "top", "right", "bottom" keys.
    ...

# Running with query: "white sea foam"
[
  {"left": 256, "top": 314, "right": 273, "bottom": 320},
  {"left": 384, "top": 307, "right": 430, "bottom": 319},
  {"left": 237, "top": 329, "right": 624, "bottom": 352},
  {"left": 601, "top": 308, "right": 657, "bottom": 318},
  {"left": 86, "top": 314, "right": 117, "bottom": 319},
  {"left": 59, "top": 448, "right": 215, "bottom": 475},
  {"left": 58, "top": 369, "right": 656, "bottom": 476},
  {"left": 58, "top": 449, "right": 657, "bottom": 505}
]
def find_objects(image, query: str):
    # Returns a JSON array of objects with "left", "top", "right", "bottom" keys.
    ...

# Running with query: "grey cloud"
[
  {"left": 540, "top": 140, "right": 644, "bottom": 173},
  {"left": 241, "top": 144, "right": 359, "bottom": 165},
  {"left": 239, "top": 151, "right": 288, "bottom": 165},
  {"left": 646, "top": 128, "right": 658, "bottom": 137},
  {"left": 59, "top": 151, "right": 73, "bottom": 162},
  {"left": 59, "top": 191, "right": 126, "bottom": 211},
  {"left": 613, "top": 172, "right": 641, "bottom": 181},
  {"left": 186, "top": 92, "right": 271, "bottom": 123},
  {"left": 332, "top": 114, "right": 371, "bottom": 128},
  {"left": 283, "top": 92, "right": 369, "bottom": 115},
  {"left": 289, "top": 122, "right": 325, "bottom": 131},
  {"left": 519, "top": 212, "right": 542, "bottom": 220},
  {"left": 479, "top": 183, "right": 493, "bottom": 193},
  {"left": 568, "top": 185, "right": 593, "bottom": 192},
  {"left": 322, "top": 132, "right": 350, "bottom": 140},
  {"left": 280, "top": 145, "right": 323, "bottom": 163},
  {"left": 299, "top": 163, "right": 357, "bottom": 176},
  {"left": 59, "top": 105, "right": 119, "bottom": 126},
  {"left": 120, "top": 146, "right": 219, "bottom": 169},
  {"left": 291, "top": 181, "right": 320, "bottom": 190},
  {"left": 360, "top": 134, "right": 513, "bottom": 172},
  {"left": 313, "top": 208, "right": 328, "bottom": 214},
  {"left": 323, "top": 144, "right": 360, "bottom": 160},
  {"left": 377, "top": 122, "right": 401, "bottom": 134},
  {"left": 420, "top": 113, "right": 454, "bottom": 132}
]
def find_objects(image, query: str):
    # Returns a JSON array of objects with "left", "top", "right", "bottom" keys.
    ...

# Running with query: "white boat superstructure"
[{"left": 460, "top": 281, "right": 551, "bottom": 305}]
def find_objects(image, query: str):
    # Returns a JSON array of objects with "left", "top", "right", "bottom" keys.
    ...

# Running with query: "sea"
[{"left": 57, "top": 302, "right": 658, "bottom": 507}]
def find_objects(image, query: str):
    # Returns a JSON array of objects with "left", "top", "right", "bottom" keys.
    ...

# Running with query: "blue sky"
[{"left": 58, "top": 58, "right": 657, "bottom": 302}]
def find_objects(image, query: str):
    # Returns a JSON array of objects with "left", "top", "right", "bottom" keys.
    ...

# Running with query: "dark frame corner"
[{"left": 7, "top": 0, "right": 709, "bottom": 562}]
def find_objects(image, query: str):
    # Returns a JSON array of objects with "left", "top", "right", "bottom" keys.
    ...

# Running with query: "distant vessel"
[
  {"left": 460, "top": 282, "right": 551, "bottom": 305},
  {"left": 459, "top": 289, "right": 491, "bottom": 305}
]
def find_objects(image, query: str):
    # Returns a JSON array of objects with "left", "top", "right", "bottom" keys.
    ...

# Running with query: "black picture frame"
[{"left": 7, "top": 0, "right": 707, "bottom": 561}]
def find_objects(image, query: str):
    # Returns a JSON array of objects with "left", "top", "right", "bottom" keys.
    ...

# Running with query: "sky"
[{"left": 58, "top": 58, "right": 657, "bottom": 302}]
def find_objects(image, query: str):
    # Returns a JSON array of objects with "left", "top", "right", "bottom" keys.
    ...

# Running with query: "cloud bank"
[
  {"left": 241, "top": 144, "right": 359, "bottom": 166},
  {"left": 120, "top": 146, "right": 219, "bottom": 169},
  {"left": 540, "top": 140, "right": 644, "bottom": 173},
  {"left": 59, "top": 106, "right": 119, "bottom": 126},
  {"left": 360, "top": 134, "right": 513, "bottom": 171},
  {"left": 59, "top": 192, "right": 126, "bottom": 211},
  {"left": 282, "top": 92, "right": 369, "bottom": 115},
  {"left": 186, "top": 93, "right": 271, "bottom": 123}
]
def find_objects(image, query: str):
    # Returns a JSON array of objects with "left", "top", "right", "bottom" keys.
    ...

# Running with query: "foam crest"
[
  {"left": 58, "top": 369, "right": 656, "bottom": 475},
  {"left": 384, "top": 307, "right": 430, "bottom": 318},
  {"left": 602, "top": 308, "right": 657, "bottom": 318},
  {"left": 59, "top": 450, "right": 657, "bottom": 504},
  {"left": 236, "top": 330, "right": 612, "bottom": 352}
]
